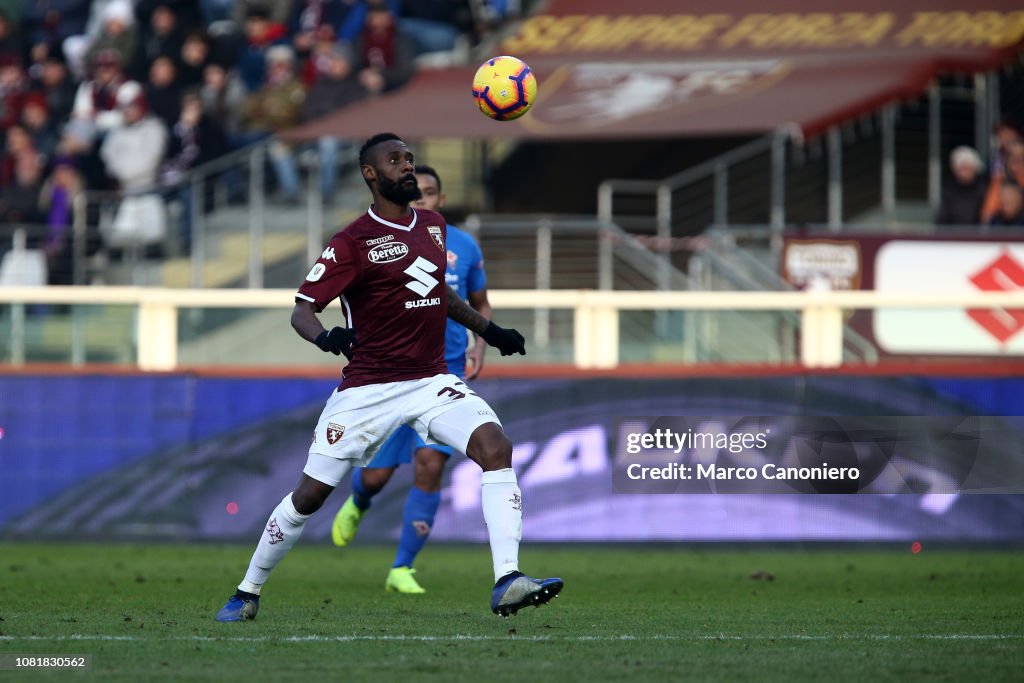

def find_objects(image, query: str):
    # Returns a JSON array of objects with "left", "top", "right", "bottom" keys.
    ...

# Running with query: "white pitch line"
[{"left": 0, "top": 634, "right": 1021, "bottom": 643}]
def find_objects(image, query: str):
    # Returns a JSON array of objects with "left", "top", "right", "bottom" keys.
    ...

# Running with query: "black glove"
[
  {"left": 480, "top": 321, "right": 526, "bottom": 356},
  {"left": 316, "top": 327, "right": 357, "bottom": 360}
]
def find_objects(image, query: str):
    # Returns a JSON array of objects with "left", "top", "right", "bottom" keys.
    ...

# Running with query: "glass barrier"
[{"left": 0, "top": 303, "right": 135, "bottom": 365}]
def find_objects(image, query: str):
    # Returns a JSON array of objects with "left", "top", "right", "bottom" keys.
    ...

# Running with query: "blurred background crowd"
[
  {"left": 0, "top": 0, "right": 1021, "bottom": 292},
  {"left": 937, "top": 118, "right": 1024, "bottom": 229},
  {"left": 0, "top": 0, "right": 523, "bottom": 281}
]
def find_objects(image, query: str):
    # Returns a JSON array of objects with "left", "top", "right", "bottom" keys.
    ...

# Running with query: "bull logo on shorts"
[
  {"left": 428, "top": 226, "right": 444, "bottom": 251},
  {"left": 326, "top": 423, "right": 346, "bottom": 445}
]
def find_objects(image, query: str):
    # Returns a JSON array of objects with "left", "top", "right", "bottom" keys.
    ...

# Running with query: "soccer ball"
[{"left": 472, "top": 56, "right": 537, "bottom": 121}]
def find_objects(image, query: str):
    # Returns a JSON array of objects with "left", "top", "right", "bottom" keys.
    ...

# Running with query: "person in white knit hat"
[{"left": 936, "top": 146, "right": 988, "bottom": 226}]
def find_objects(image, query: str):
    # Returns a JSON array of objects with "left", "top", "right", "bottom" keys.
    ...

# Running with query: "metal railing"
[
  {"left": 75, "top": 139, "right": 322, "bottom": 288},
  {"left": 464, "top": 214, "right": 691, "bottom": 291},
  {"left": 596, "top": 71, "right": 1003, "bottom": 244},
  {"left": 689, "top": 227, "right": 879, "bottom": 364},
  {"left": 598, "top": 132, "right": 789, "bottom": 256},
  {"left": 71, "top": 136, "right": 496, "bottom": 290},
  {"left": 3, "top": 286, "right": 1024, "bottom": 370}
]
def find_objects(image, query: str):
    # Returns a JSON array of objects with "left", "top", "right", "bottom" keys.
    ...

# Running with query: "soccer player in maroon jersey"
[{"left": 216, "top": 133, "right": 563, "bottom": 621}]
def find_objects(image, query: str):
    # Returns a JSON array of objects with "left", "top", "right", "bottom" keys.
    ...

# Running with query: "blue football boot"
[
  {"left": 490, "top": 571, "right": 563, "bottom": 617},
  {"left": 215, "top": 593, "right": 259, "bottom": 622}
]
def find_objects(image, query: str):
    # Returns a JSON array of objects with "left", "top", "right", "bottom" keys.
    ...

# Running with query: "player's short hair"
[
  {"left": 414, "top": 164, "right": 442, "bottom": 193},
  {"left": 359, "top": 133, "right": 404, "bottom": 168}
]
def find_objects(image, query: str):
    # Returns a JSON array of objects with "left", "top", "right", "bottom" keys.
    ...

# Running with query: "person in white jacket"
[
  {"left": 99, "top": 82, "right": 170, "bottom": 249},
  {"left": 100, "top": 82, "right": 168, "bottom": 192}
]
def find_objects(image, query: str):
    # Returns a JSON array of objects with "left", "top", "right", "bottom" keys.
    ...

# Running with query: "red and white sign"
[{"left": 875, "top": 241, "right": 1024, "bottom": 355}]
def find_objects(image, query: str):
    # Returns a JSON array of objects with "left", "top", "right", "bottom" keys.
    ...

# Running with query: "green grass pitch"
[{"left": 0, "top": 544, "right": 1021, "bottom": 681}]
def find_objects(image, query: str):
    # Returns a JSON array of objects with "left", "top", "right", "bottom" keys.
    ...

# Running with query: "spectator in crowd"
[
  {"left": 479, "top": 0, "right": 519, "bottom": 24},
  {"left": 99, "top": 82, "right": 167, "bottom": 192},
  {"left": 131, "top": 3, "right": 184, "bottom": 82},
  {"left": 200, "top": 62, "right": 246, "bottom": 139},
  {"left": 989, "top": 182, "right": 1024, "bottom": 227},
  {"left": 0, "top": 124, "right": 37, "bottom": 187},
  {"left": 338, "top": 0, "right": 497, "bottom": 49},
  {"left": 23, "top": 0, "right": 91, "bottom": 50},
  {"left": 338, "top": 0, "right": 398, "bottom": 42},
  {"left": 200, "top": 61, "right": 247, "bottom": 201},
  {"left": 160, "top": 91, "right": 228, "bottom": 251},
  {"left": 0, "top": 9, "right": 23, "bottom": 64},
  {"left": 232, "top": 0, "right": 294, "bottom": 28},
  {"left": 21, "top": 93, "right": 59, "bottom": 163},
  {"left": 64, "top": 0, "right": 137, "bottom": 79},
  {"left": 70, "top": 49, "right": 130, "bottom": 144},
  {"left": 398, "top": 0, "right": 472, "bottom": 55},
  {"left": 0, "top": 143, "right": 44, "bottom": 224},
  {"left": 991, "top": 117, "right": 1023, "bottom": 176},
  {"left": 936, "top": 146, "right": 988, "bottom": 225},
  {"left": 26, "top": 38, "right": 64, "bottom": 92},
  {"left": 135, "top": 0, "right": 201, "bottom": 36},
  {"left": 37, "top": 154, "right": 84, "bottom": 285},
  {"left": 98, "top": 82, "right": 169, "bottom": 251},
  {"left": 289, "top": 0, "right": 349, "bottom": 62},
  {"left": 240, "top": 45, "right": 305, "bottom": 202},
  {"left": 145, "top": 55, "right": 183, "bottom": 128},
  {"left": 353, "top": 2, "right": 415, "bottom": 96},
  {"left": 299, "top": 24, "right": 340, "bottom": 85},
  {"left": 31, "top": 51, "right": 76, "bottom": 124},
  {"left": 26, "top": 39, "right": 50, "bottom": 82},
  {"left": 199, "top": 0, "right": 234, "bottom": 24},
  {"left": 236, "top": 8, "right": 288, "bottom": 92},
  {"left": 982, "top": 141, "right": 1024, "bottom": 223},
  {"left": 0, "top": 56, "right": 26, "bottom": 129},
  {"left": 178, "top": 31, "right": 211, "bottom": 89},
  {"left": 302, "top": 42, "right": 366, "bottom": 198}
]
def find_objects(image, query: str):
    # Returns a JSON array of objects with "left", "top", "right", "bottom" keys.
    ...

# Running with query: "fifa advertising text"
[{"left": 612, "top": 416, "right": 1024, "bottom": 495}]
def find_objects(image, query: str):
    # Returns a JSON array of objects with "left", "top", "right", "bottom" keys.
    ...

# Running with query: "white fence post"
[
  {"left": 137, "top": 297, "right": 178, "bottom": 371},
  {"left": 573, "top": 303, "right": 594, "bottom": 368},
  {"left": 800, "top": 298, "right": 843, "bottom": 368},
  {"left": 593, "top": 305, "right": 619, "bottom": 369},
  {"left": 573, "top": 296, "right": 619, "bottom": 369}
]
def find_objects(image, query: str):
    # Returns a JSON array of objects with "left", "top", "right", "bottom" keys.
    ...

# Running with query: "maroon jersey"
[{"left": 296, "top": 207, "right": 450, "bottom": 389}]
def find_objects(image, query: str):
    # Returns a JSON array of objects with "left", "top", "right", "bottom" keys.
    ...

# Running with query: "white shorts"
[{"left": 303, "top": 373, "right": 501, "bottom": 487}]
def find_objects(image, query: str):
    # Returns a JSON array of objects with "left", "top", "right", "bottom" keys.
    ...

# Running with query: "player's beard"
[{"left": 378, "top": 173, "right": 422, "bottom": 205}]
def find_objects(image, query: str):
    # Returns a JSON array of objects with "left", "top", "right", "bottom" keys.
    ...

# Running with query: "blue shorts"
[{"left": 366, "top": 424, "right": 455, "bottom": 468}]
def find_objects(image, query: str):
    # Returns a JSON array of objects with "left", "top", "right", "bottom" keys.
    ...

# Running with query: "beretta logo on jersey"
[
  {"left": 368, "top": 241, "right": 409, "bottom": 263},
  {"left": 427, "top": 226, "right": 444, "bottom": 251}
]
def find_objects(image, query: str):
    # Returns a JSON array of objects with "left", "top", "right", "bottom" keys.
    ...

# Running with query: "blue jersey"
[{"left": 444, "top": 225, "right": 487, "bottom": 377}]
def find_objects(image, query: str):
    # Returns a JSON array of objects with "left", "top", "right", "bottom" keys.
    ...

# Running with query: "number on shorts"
[{"left": 438, "top": 386, "right": 466, "bottom": 400}]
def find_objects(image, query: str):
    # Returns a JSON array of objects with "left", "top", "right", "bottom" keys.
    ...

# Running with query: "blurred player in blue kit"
[{"left": 330, "top": 165, "right": 491, "bottom": 594}]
